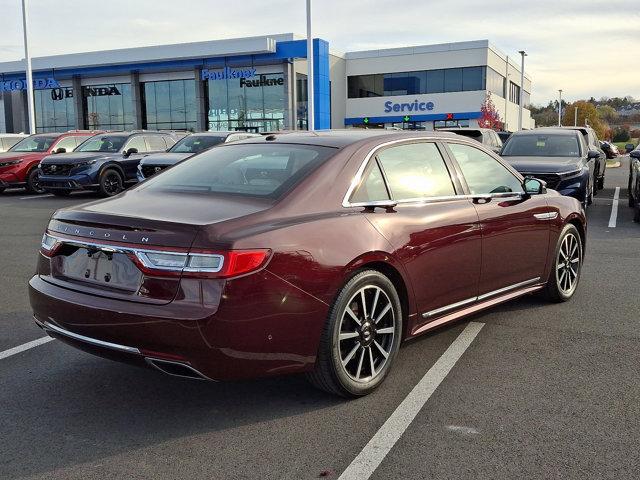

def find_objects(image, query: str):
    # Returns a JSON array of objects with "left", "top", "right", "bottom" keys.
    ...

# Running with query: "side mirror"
[
  {"left": 54, "top": 147, "right": 66, "bottom": 154},
  {"left": 630, "top": 150, "right": 640, "bottom": 159},
  {"left": 626, "top": 144, "right": 636, "bottom": 153},
  {"left": 587, "top": 150, "right": 600, "bottom": 159},
  {"left": 123, "top": 147, "right": 138, "bottom": 158},
  {"left": 523, "top": 177, "right": 546, "bottom": 195}
]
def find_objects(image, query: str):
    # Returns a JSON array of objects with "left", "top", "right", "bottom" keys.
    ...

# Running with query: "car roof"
[
  {"left": 237, "top": 129, "right": 459, "bottom": 148},
  {"left": 540, "top": 126, "right": 591, "bottom": 135},
  {"left": 512, "top": 128, "right": 580, "bottom": 136},
  {"left": 438, "top": 128, "right": 486, "bottom": 134}
]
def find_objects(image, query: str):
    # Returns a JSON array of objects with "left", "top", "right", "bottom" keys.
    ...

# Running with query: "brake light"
[{"left": 214, "top": 250, "right": 271, "bottom": 278}]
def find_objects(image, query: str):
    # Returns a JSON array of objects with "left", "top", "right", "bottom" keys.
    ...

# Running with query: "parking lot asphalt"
[{"left": 1, "top": 159, "right": 639, "bottom": 479}]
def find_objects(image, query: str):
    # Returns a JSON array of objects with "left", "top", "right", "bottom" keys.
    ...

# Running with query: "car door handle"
[
  {"left": 533, "top": 212, "right": 558, "bottom": 220},
  {"left": 472, "top": 195, "right": 492, "bottom": 204}
]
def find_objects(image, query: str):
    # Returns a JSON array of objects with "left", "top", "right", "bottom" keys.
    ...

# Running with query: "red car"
[
  {"left": 29, "top": 130, "right": 586, "bottom": 396},
  {"left": 0, "top": 131, "right": 98, "bottom": 194}
]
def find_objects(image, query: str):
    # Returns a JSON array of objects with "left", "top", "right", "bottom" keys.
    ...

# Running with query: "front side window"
[
  {"left": 501, "top": 134, "right": 581, "bottom": 158},
  {"left": 76, "top": 135, "right": 128, "bottom": 153},
  {"left": 125, "top": 136, "right": 148, "bottom": 153},
  {"left": 376, "top": 143, "right": 455, "bottom": 200},
  {"left": 10, "top": 136, "right": 56, "bottom": 152},
  {"left": 142, "top": 144, "right": 336, "bottom": 198},
  {"left": 145, "top": 135, "right": 168, "bottom": 152},
  {"left": 449, "top": 143, "right": 522, "bottom": 194},
  {"left": 52, "top": 136, "right": 78, "bottom": 153}
]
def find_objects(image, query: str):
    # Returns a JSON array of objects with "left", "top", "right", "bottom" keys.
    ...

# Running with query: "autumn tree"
[
  {"left": 478, "top": 92, "right": 503, "bottom": 130},
  {"left": 561, "top": 100, "right": 607, "bottom": 139}
]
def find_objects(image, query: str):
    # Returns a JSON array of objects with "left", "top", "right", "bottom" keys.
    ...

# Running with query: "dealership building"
[{"left": 0, "top": 33, "right": 533, "bottom": 134}]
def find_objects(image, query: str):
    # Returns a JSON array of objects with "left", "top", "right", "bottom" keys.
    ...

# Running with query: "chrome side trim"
[
  {"left": 534, "top": 212, "right": 559, "bottom": 221},
  {"left": 476, "top": 277, "right": 541, "bottom": 301},
  {"left": 36, "top": 318, "right": 141, "bottom": 355},
  {"left": 420, "top": 277, "right": 541, "bottom": 319},
  {"left": 422, "top": 296, "right": 477, "bottom": 319}
]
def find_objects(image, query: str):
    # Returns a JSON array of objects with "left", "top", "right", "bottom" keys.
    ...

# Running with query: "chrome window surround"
[
  {"left": 42, "top": 233, "right": 225, "bottom": 274},
  {"left": 421, "top": 277, "right": 541, "bottom": 319},
  {"left": 342, "top": 138, "right": 526, "bottom": 208}
]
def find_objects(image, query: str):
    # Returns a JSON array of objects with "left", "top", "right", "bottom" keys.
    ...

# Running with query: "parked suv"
[
  {"left": 137, "top": 131, "right": 259, "bottom": 181},
  {"left": 0, "top": 131, "right": 97, "bottom": 194},
  {"left": 501, "top": 128, "right": 597, "bottom": 208},
  {"left": 542, "top": 126, "right": 606, "bottom": 191},
  {"left": 39, "top": 131, "right": 177, "bottom": 197},
  {"left": 0, "top": 133, "right": 28, "bottom": 153},
  {"left": 438, "top": 127, "right": 503, "bottom": 154}
]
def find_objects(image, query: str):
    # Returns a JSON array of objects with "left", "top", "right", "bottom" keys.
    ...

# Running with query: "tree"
[
  {"left": 561, "top": 101, "right": 607, "bottom": 139},
  {"left": 596, "top": 105, "right": 619, "bottom": 124},
  {"left": 478, "top": 92, "right": 503, "bottom": 130},
  {"left": 612, "top": 125, "right": 630, "bottom": 142}
]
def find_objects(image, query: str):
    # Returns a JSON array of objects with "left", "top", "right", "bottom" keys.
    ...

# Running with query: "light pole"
[
  {"left": 558, "top": 89, "right": 563, "bottom": 126},
  {"left": 518, "top": 50, "right": 526, "bottom": 131},
  {"left": 306, "top": 0, "right": 314, "bottom": 131},
  {"left": 21, "top": 0, "right": 36, "bottom": 134},
  {"left": 574, "top": 106, "right": 578, "bottom": 127}
]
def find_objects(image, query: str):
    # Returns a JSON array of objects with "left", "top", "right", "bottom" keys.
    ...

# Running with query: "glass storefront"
[
  {"left": 34, "top": 87, "right": 75, "bottom": 133},
  {"left": 84, "top": 83, "right": 134, "bottom": 131},
  {"left": 142, "top": 79, "right": 197, "bottom": 131},
  {"left": 207, "top": 71, "right": 285, "bottom": 132}
]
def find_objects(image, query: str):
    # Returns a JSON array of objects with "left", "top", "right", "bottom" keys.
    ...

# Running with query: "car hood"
[
  {"left": 503, "top": 156, "right": 584, "bottom": 173},
  {"left": 139, "top": 152, "right": 191, "bottom": 167},
  {"left": 0, "top": 151, "right": 45, "bottom": 163},
  {"left": 40, "top": 152, "right": 120, "bottom": 165}
]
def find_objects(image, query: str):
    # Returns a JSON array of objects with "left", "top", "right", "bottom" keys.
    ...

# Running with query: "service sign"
[
  {"left": 0, "top": 77, "right": 60, "bottom": 92},
  {"left": 383, "top": 99, "right": 435, "bottom": 114}
]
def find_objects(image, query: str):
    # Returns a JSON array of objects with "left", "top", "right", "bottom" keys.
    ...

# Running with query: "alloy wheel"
[
  {"left": 103, "top": 172, "right": 123, "bottom": 195},
  {"left": 338, "top": 285, "right": 395, "bottom": 382},
  {"left": 556, "top": 232, "right": 580, "bottom": 296}
]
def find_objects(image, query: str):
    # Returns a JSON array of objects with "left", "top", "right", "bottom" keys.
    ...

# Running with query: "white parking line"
[
  {"left": 18, "top": 194, "right": 54, "bottom": 200},
  {"left": 338, "top": 321, "right": 485, "bottom": 480},
  {"left": 608, "top": 187, "right": 620, "bottom": 228},
  {"left": 0, "top": 336, "right": 53, "bottom": 360}
]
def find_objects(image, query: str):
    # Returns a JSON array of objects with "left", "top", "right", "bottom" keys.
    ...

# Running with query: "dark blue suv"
[{"left": 38, "top": 132, "right": 177, "bottom": 197}]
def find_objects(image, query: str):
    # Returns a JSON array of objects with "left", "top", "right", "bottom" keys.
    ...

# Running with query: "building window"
[
  {"left": 434, "top": 119, "right": 470, "bottom": 129},
  {"left": 485, "top": 67, "right": 505, "bottom": 97},
  {"left": 509, "top": 81, "right": 521, "bottom": 105},
  {"left": 35, "top": 88, "right": 75, "bottom": 132},
  {"left": 296, "top": 73, "right": 308, "bottom": 130},
  {"left": 522, "top": 90, "right": 531, "bottom": 108},
  {"left": 84, "top": 83, "right": 133, "bottom": 131},
  {"left": 347, "top": 66, "right": 487, "bottom": 98},
  {"left": 142, "top": 79, "right": 196, "bottom": 131},
  {"left": 206, "top": 70, "right": 285, "bottom": 132}
]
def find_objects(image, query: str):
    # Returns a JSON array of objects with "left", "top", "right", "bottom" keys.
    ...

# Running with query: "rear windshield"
[
  {"left": 169, "top": 135, "right": 226, "bottom": 154},
  {"left": 76, "top": 135, "right": 128, "bottom": 153},
  {"left": 141, "top": 143, "right": 336, "bottom": 198},
  {"left": 501, "top": 134, "right": 581, "bottom": 157},
  {"left": 449, "top": 130, "right": 482, "bottom": 141},
  {"left": 10, "top": 136, "right": 56, "bottom": 152}
]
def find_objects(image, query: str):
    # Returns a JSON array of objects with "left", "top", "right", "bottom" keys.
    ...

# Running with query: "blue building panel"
[{"left": 343, "top": 111, "right": 483, "bottom": 125}]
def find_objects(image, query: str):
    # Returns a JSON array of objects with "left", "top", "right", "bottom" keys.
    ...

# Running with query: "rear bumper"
[{"left": 29, "top": 270, "right": 328, "bottom": 381}]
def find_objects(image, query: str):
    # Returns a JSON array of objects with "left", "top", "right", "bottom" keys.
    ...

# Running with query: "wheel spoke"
[
  {"left": 369, "top": 347, "right": 376, "bottom": 377},
  {"left": 345, "top": 306, "right": 361, "bottom": 326},
  {"left": 339, "top": 331, "right": 360, "bottom": 341},
  {"left": 370, "top": 288, "right": 380, "bottom": 320},
  {"left": 374, "top": 340, "right": 389, "bottom": 359},
  {"left": 376, "top": 327, "right": 394, "bottom": 335},
  {"left": 342, "top": 343, "right": 360, "bottom": 366},
  {"left": 360, "top": 289, "right": 368, "bottom": 319},
  {"left": 374, "top": 303, "right": 391, "bottom": 324},
  {"left": 355, "top": 348, "right": 365, "bottom": 380}
]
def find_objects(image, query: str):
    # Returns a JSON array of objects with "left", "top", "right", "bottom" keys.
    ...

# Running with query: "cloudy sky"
[{"left": 0, "top": 0, "right": 638, "bottom": 105}]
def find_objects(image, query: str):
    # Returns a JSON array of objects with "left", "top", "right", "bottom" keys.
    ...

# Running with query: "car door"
[
  {"left": 445, "top": 141, "right": 550, "bottom": 295},
  {"left": 120, "top": 135, "right": 148, "bottom": 180},
  {"left": 350, "top": 140, "right": 482, "bottom": 322}
]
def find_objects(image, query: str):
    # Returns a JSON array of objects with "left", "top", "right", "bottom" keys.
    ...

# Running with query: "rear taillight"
[{"left": 40, "top": 232, "right": 271, "bottom": 279}]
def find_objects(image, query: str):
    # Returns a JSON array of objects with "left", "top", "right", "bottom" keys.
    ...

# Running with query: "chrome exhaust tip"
[{"left": 144, "top": 357, "right": 212, "bottom": 381}]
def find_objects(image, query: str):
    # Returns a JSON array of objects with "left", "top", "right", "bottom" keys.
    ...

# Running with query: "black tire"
[
  {"left": 630, "top": 191, "right": 636, "bottom": 208},
  {"left": 98, "top": 169, "right": 124, "bottom": 197},
  {"left": 596, "top": 174, "right": 604, "bottom": 191},
  {"left": 587, "top": 180, "right": 594, "bottom": 206},
  {"left": 306, "top": 270, "right": 403, "bottom": 397},
  {"left": 52, "top": 189, "right": 71, "bottom": 197},
  {"left": 0, "top": 187, "right": 5, "bottom": 194},
  {"left": 25, "top": 168, "right": 45, "bottom": 194},
  {"left": 634, "top": 202, "right": 640, "bottom": 223},
  {"left": 545, "top": 224, "right": 583, "bottom": 303}
]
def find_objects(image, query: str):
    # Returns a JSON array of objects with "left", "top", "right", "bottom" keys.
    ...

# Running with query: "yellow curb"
[{"left": 606, "top": 161, "right": 621, "bottom": 168}]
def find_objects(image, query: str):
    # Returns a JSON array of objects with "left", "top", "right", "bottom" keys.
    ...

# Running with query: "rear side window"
[
  {"left": 449, "top": 143, "right": 522, "bottom": 194},
  {"left": 350, "top": 161, "right": 390, "bottom": 203},
  {"left": 376, "top": 143, "right": 455, "bottom": 200},
  {"left": 142, "top": 144, "right": 336, "bottom": 198}
]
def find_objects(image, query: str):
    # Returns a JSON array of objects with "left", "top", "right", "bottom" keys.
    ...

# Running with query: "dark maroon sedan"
[{"left": 29, "top": 130, "right": 586, "bottom": 396}]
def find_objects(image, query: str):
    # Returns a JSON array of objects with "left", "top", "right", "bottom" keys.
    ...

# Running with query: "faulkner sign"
[
  {"left": 50, "top": 86, "right": 121, "bottom": 101},
  {"left": 0, "top": 77, "right": 60, "bottom": 92},
  {"left": 201, "top": 67, "right": 284, "bottom": 88}
]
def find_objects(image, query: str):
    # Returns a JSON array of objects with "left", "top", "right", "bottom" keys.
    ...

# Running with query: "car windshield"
[
  {"left": 76, "top": 135, "right": 128, "bottom": 153},
  {"left": 141, "top": 144, "right": 336, "bottom": 198},
  {"left": 9, "top": 136, "right": 56, "bottom": 153},
  {"left": 501, "top": 134, "right": 581, "bottom": 157},
  {"left": 169, "top": 135, "right": 226, "bottom": 154}
]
